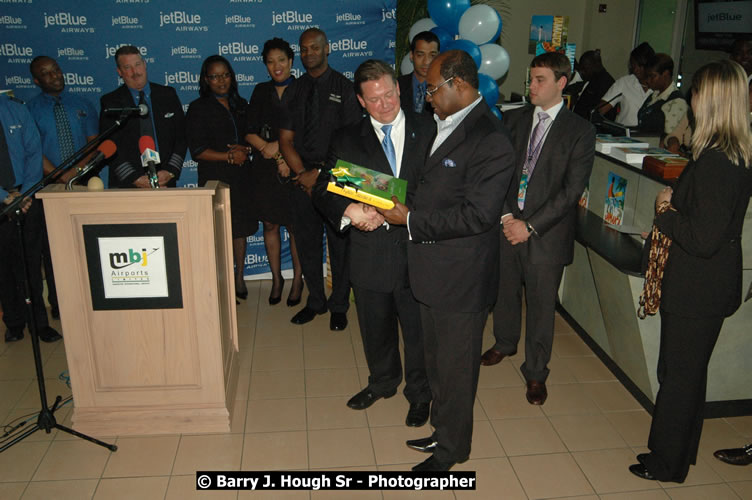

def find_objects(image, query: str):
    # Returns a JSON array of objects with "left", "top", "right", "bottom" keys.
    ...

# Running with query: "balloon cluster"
[{"left": 403, "top": 0, "right": 509, "bottom": 120}]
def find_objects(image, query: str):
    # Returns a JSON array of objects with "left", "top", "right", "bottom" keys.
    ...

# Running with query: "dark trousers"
[
  {"left": 644, "top": 310, "right": 724, "bottom": 483},
  {"left": 40, "top": 207, "right": 58, "bottom": 310},
  {"left": 352, "top": 283, "right": 430, "bottom": 404},
  {"left": 290, "top": 186, "right": 350, "bottom": 313},
  {"left": 420, "top": 303, "right": 487, "bottom": 463},
  {"left": 493, "top": 238, "right": 564, "bottom": 382},
  {"left": 0, "top": 201, "right": 50, "bottom": 332}
]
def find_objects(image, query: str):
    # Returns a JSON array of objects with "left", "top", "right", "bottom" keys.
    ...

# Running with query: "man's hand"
[
  {"left": 3, "top": 192, "right": 32, "bottom": 214},
  {"left": 133, "top": 175, "right": 151, "bottom": 189},
  {"left": 502, "top": 217, "right": 531, "bottom": 245},
  {"left": 377, "top": 197, "right": 409, "bottom": 226},
  {"left": 345, "top": 203, "right": 384, "bottom": 231},
  {"left": 227, "top": 144, "right": 250, "bottom": 165},
  {"left": 293, "top": 169, "right": 319, "bottom": 195},
  {"left": 157, "top": 170, "right": 173, "bottom": 187},
  {"left": 655, "top": 186, "right": 672, "bottom": 210}
]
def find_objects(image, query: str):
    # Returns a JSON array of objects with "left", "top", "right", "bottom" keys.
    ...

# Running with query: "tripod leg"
[
  {"left": 54, "top": 424, "right": 117, "bottom": 452},
  {"left": 0, "top": 425, "right": 41, "bottom": 453}
]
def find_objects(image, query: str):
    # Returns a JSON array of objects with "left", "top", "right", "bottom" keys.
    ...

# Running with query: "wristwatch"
[{"left": 526, "top": 221, "right": 536, "bottom": 235}]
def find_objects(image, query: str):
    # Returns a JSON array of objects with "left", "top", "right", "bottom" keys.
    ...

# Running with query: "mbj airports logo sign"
[{"left": 98, "top": 236, "right": 169, "bottom": 298}]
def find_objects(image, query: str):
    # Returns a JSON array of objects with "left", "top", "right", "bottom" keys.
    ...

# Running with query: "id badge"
[{"left": 518, "top": 172, "right": 528, "bottom": 207}]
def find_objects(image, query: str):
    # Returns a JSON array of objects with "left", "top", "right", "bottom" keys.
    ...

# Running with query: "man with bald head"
[
  {"left": 380, "top": 50, "right": 515, "bottom": 471},
  {"left": 279, "top": 28, "right": 362, "bottom": 331}
]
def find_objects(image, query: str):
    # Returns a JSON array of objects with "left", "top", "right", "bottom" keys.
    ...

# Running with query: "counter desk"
[{"left": 559, "top": 147, "right": 752, "bottom": 416}]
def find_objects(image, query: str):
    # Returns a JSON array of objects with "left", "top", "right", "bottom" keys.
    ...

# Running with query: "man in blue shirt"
[
  {"left": 0, "top": 94, "right": 62, "bottom": 343},
  {"left": 398, "top": 31, "right": 440, "bottom": 116},
  {"left": 28, "top": 56, "right": 99, "bottom": 319}
]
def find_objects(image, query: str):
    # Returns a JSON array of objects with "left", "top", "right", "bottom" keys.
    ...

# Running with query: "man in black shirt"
[{"left": 279, "top": 28, "right": 362, "bottom": 330}]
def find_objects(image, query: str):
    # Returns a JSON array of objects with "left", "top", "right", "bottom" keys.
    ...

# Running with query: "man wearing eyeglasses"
[
  {"left": 380, "top": 50, "right": 515, "bottom": 471},
  {"left": 100, "top": 45, "right": 186, "bottom": 188}
]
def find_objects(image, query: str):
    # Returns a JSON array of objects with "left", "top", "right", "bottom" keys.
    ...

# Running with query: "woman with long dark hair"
[
  {"left": 630, "top": 59, "right": 752, "bottom": 483},
  {"left": 245, "top": 38, "right": 303, "bottom": 306},
  {"left": 186, "top": 55, "right": 257, "bottom": 299}
]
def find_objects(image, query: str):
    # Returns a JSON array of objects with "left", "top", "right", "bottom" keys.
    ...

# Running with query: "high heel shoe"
[
  {"left": 235, "top": 277, "right": 248, "bottom": 300},
  {"left": 287, "top": 278, "right": 303, "bottom": 307},
  {"left": 269, "top": 276, "right": 284, "bottom": 305}
]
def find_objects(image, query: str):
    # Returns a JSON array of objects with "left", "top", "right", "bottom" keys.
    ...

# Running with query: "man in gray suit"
[{"left": 481, "top": 52, "right": 595, "bottom": 406}]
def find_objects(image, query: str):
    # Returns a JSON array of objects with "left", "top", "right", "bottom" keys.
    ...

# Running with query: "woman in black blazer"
[{"left": 630, "top": 60, "right": 752, "bottom": 483}]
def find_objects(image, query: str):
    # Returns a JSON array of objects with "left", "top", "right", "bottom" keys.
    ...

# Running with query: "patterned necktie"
[
  {"left": 303, "top": 82, "right": 319, "bottom": 153},
  {"left": 0, "top": 123, "right": 16, "bottom": 189},
  {"left": 53, "top": 97, "right": 75, "bottom": 161},
  {"left": 415, "top": 82, "right": 426, "bottom": 113},
  {"left": 381, "top": 124, "right": 397, "bottom": 176},
  {"left": 138, "top": 90, "right": 155, "bottom": 139},
  {"left": 518, "top": 112, "right": 551, "bottom": 210}
]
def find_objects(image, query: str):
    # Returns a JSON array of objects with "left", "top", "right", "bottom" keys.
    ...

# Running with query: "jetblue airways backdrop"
[{"left": 1, "top": 0, "right": 397, "bottom": 278}]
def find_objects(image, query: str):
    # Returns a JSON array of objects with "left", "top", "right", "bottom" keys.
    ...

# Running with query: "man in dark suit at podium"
[
  {"left": 381, "top": 50, "right": 515, "bottom": 471},
  {"left": 313, "top": 59, "right": 434, "bottom": 427},
  {"left": 398, "top": 31, "right": 440, "bottom": 116},
  {"left": 482, "top": 52, "right": 595, "bottom": 407},
  {"left": 100, "top": 45, "right": 186, "bottom": 189}
]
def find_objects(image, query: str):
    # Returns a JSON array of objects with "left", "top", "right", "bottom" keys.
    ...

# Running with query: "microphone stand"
[{"left": 0, "top": 114, "right": 129, "bottom": 454}]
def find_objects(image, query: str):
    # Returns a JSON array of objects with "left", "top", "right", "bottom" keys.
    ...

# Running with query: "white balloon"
[
  {"left": 401, "top": 54, "right": 414, "bottom": 76},
  {"left": 479, "top": 44, "right": 510, "bottom": 80},
  {"left": 408, "top": 18, "right": 437, "bottom": 43},
  {"left": 458, "top": 5, "right": 500, "bottom": 46}
]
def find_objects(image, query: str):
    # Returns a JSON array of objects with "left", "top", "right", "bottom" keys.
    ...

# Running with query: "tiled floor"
[{"left": 1, "top": 279, "right": 751, "bottom": 499}]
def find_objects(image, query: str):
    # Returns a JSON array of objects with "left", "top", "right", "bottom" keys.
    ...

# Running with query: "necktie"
[
  {"left": 138, "top": 90, "right": 155, "bottom": 139},
  {"left": 53, "top": 97, "right": 75, "bottom": 161},
  {"left": 415, "top": 82, "right": 426, "bottom": 113},
  {"left": 303, "top": 82, "right": 319, "bottom": 153},
  {"left": 381, "top": 124, "right": 397, "bottom": 176},
  {"left": 518, "top": 112, "right": 550, "bottom": 209},
  {"left": 0, "top": 123, "right": 16, "bottom": 189}
]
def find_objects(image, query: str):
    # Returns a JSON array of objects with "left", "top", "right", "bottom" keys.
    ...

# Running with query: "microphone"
[
  {"left": 103, "top": 104, "right": 149, "bottom": 117},
  {"left": 66, "top": 140, "right": 117, "bottom": 190},
  {"left": 591, "top": 92, "right": 623, "bottom": 123},
  {"left": 138, "top": 135, "right": 160, "bottom": 189}
]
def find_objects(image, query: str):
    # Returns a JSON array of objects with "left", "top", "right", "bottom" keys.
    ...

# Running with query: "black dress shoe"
[
  {"left": 330, "top": 312, "right": 347, "bottom": 331},
  {"left": 290, "top": 306, "right": 326, "bottom": 325},
  {"left": 629, "top": 463, "right": 656, "bottom": 480},
  {"left": 406, "top": 437, "right": 437, "bottom": 453},
  {"left": 637, "top": 453, "right": 650, "bottom": 465},
  {"left": 38, "top": 326, "right": 62, "bottom": 343},
  {"left": 287, "top": 279, "right": 303, "bottom": 307},
  {"left": 406, "top": 402, "right": 430, "bottom": 427},
  {"left": 4, "top": 329, "right": 24, "bottom": 342},
  {"left": 412, "top": 455, "right": 455, "bottom": 471},
  {"left": 346, "top": 387, "right": 396, "bottom": 410},
  {"left": 526, "top": 380, "right": 548, "bottom": 405},
  {"left": 714, "top": 444, "right": 752, "bottom": 466},
  {"left": 269, "top": 276, "right": 284, "bottom": 305}
]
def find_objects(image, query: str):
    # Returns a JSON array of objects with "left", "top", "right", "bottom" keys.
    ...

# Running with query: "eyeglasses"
[
  {"left": 207, "top": 72, "right": 231, "bottom": 81},
  {"left": 426, "top": 76, "right": 454, "bottom": 97}
]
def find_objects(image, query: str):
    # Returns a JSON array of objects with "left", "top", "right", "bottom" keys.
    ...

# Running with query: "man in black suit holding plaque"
[
  {"left": 312, "top": 60, "right": 434, "bottom": 427},
  {"left": 380, "top": 50, "right": 515, "bottom": 471},
  {"left": 481, "top": 52, "right": 595, "bottom": 407}
]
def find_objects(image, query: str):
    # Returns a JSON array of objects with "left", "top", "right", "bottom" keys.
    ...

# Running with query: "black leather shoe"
[
  {"left": 38, "top": 326, "right": 62, "bottom": 343},
  {"left": 330, "top": 312, "right": 347, "bottom": 331},
  {"left": 346, "top": 387, "right": 396, "bottom": 410},
  {"left": 629, "top": 463, "right": 656, "bottom": 480},
  {"left": 406, "top": 402, "right": 430, "bottom": 427},
  {"left": 291, "top": 306, "right": 326, "bottom": 325},
  {"left": 287, "top": 279, "right": 303, "bottom": 307},
  {"left": 406, "top": 437, "right": 437, "bottom": 453},
  {"left": 637, "top": 453, "right": 650, "bottom": 465},
  {"left": 412, "top": 455, "right": 455, "bottom": 471},
  {"left": 269, "top": 276, "right": 284, "bottom": 305},
  {"left": 714, "top": 444, "right": 752, "bottom": 466},
  {"left": 4, "top": 329, "right": 24, "bottom": 342}
]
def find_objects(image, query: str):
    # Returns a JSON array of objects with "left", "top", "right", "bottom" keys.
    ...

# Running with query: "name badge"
[{"left": 328, "top": 93, "right": 341, "bottom": 103}]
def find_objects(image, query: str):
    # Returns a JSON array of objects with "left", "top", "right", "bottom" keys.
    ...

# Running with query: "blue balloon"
[
  {"left": 443, "top": 39, "right": 482, "bottom": 69},
  {"left": 478, "top": 73, "right": 500, "bottom": 108},
  {"left": 428, "top": 0, "right": 471, "bottom": 36},
  {"left": 430, "top": 27, "right": 453, "bottom": 50},
  {"left": 490, "top": 105, "right": 503, "bottom": 121},
  {"left": 491, "top": 11, "right": 503, "bottom": 43}
]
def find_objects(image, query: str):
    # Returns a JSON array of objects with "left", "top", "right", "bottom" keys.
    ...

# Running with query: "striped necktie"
[{"left": 53, "top": 97, "right": 75, "bottom": 160}]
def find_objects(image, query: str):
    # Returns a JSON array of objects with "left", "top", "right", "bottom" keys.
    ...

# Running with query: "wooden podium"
[{"left": 37, "top": 181, "right": 239, "bottom": 435}]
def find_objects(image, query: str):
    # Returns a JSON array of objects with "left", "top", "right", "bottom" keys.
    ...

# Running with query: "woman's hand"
[
  {"left": 655, "top": 186, "right": 673, "bottom": 211},
  {"left": 261, "top": 140, "right": 279, "bottom": 159},
  {"left": 226, "top": 144, "right": 250, "bottom": 165}
]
